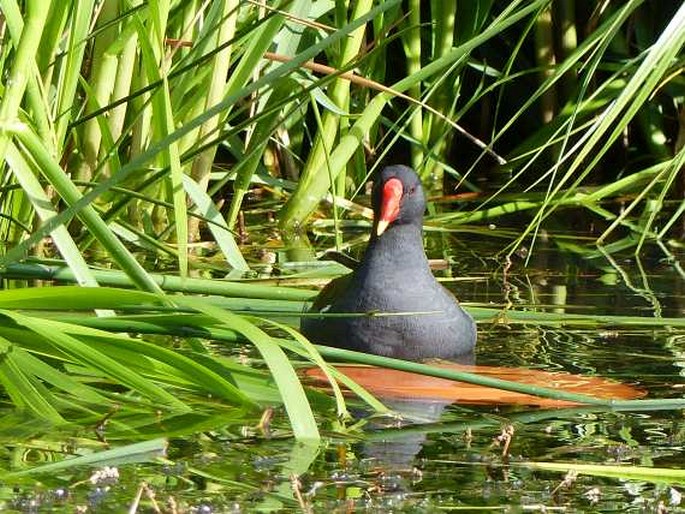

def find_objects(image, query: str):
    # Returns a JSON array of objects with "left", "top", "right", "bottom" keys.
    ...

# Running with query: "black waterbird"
[{"left": 301, "top": 165, "right": 476, "bottom": 361}]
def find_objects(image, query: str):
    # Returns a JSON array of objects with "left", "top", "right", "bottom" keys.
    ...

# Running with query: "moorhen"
[{"left": 301, "top": 165, "right": 476, "bottom": 361}]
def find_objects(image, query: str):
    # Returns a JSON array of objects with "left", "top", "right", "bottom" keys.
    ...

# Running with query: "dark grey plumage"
[{"left": 301, "top": 165, "right": 476, "bottom": 361}]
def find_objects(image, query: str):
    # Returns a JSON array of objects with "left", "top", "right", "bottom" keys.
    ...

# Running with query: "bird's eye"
[{"left": 407, "top": 186, "right": 416, "bottom": 195}]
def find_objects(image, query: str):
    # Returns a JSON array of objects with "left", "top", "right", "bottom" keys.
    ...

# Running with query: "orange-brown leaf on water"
[{"left": 303, "top": 363, "right": 645, "bottom": 408}]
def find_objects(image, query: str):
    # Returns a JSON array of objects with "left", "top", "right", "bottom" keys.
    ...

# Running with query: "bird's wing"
[{"left": 309, "top": 273, "right": 353, "bottom": 312}]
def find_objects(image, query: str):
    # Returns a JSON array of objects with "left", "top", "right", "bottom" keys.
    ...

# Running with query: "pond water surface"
[{"left": 3, "top": 235, "right": 685, "bottom": 513}]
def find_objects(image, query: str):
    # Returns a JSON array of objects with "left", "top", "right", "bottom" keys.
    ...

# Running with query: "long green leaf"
[
  {"left": 0, "top": 0, "right": 51, "bottom": 164},
  {"left": 175, "top": 297, "right": 320, "bottom": 441},
  {"left": 5, "top": 143, "right": 99, "bottom": 287},
  {"left": 12, "top": 127, "right": 164, "bottom": 294},
  {"left": 0, "top": 265, "right": 316, "bottom": 301},
  {"left": 520, "top": 461, "right": 685, "bottom": 485},
  {"left": 0, "top": 310, "right": 190, "bottom": 412},
  {"left": 5, "top": 438, "right": 167, "bottom": 477},
  {"left": 0, "top": 336, "right": 64, "bottom": 423},
  {"left": 182, "top": 174, "right": 249, "bottom": 271}
]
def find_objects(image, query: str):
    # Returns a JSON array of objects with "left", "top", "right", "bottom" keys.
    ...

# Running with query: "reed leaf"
[
  {"left": 5, "top": 438, "right": 167, "bottom": 477},
  {"left": 0, "top": 310, "right": 190, "bottom": 412},
  {"left": 519, "top": 461, "right": 685, "bottom": 485},
  {"left": 174, "top": 297, "right": 320, "bottom": 441}
]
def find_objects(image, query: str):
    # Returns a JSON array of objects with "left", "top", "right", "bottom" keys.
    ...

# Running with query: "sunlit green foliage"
[{"left": 0, "top": 0, "right": 683, "bottom": 446}]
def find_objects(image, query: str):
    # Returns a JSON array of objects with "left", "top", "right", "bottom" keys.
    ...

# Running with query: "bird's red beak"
[{"left": 376, "top": 177, "right": 403, "bottom": 236}]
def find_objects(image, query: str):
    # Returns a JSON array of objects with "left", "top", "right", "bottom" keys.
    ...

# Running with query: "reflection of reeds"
[{"left": 304, "top": 362, "right": 645, "bottom": 408}]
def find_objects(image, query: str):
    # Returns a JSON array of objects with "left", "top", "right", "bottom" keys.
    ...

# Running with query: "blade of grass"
[
  {"left": 182, "top": 174, "right": 249, "bottom": 271},
  {"left": 518, "top": 461, "right": 685, "bottom": 485},
  {"left": 13, "top": 126, "right": 165, "bottom": 294},
  {"left": 10, "top": 345, "right": 110, "bottom": 404},
  {"left": 0, "top": 310, "right": 190, "bottom": 412},
  {"left": 0, "top": 336, "right": 65, "bottom": 423},
  {"left": 135, "top": 16, "right": 188, "bottom": 277},
  {"left": 0, "top": 0, "right": 51, "bottom": 164},
  {"left": 57, "top": 321, "right": 259, "bottom": 408},
  {"left": 313, "top": 345, "right": 685, "bottom": 410},
  {"left": 4, "top": 143, "right": 99, "bottom": 287},
  {"left": 5, "top": 438, "right": 167, "bottom": 477},
  {"left": 175, "top": 297, "right": 320, "bottom": 441},
  {"left": 264, "top": 320, "right": 353, "bottom": 419},
  {"left": 0, "top": 264, "right": 315, "bottom": 301},
  {"left": 0, "top": 285, "right": 163, "bottom": 310}
]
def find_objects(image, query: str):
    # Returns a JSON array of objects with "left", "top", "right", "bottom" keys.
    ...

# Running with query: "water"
[{"left": 3, "top": 237, "right": 685, "bottom": 512}]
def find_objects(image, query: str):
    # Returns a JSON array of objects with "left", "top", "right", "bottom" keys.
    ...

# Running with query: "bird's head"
[{"left": 372, "top": 165, "right": 426, "bottom": 236}]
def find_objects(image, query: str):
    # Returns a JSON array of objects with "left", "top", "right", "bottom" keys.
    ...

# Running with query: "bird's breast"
[{"left": 343, "top": 267, "right": 445, "bottom": 313}]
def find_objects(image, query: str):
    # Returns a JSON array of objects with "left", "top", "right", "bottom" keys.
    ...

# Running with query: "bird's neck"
[{"left": 362, "top": 223, "right": 430, "bottom": 271}]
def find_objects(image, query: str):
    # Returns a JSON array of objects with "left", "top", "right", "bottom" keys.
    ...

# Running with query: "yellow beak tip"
[{"left": 376, "top": 220, "right": 390, "bottom": 236}]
